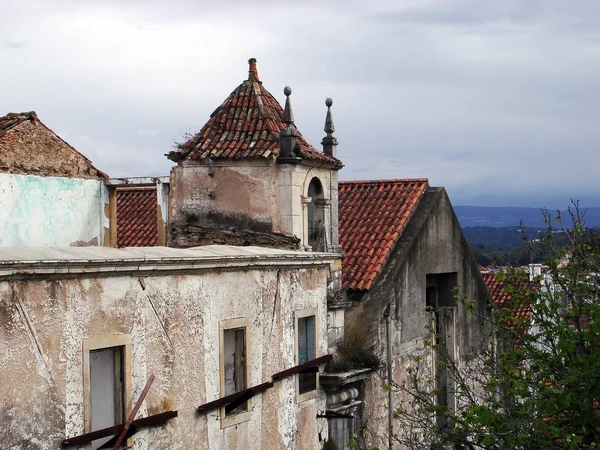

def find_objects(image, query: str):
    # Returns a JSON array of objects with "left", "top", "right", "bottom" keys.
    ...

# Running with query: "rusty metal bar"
[
  {"left": 272, "top": 354, "right": 332, "bottom": 380},
  {"left": 62, "top": 410, "right": 177, "bottom": 447},
  {"left": 112, "top": 374, "right": 155, "bottom": 450},
  {"left": 317, "top": 411, "right": 354, "bottom": 420},
  {"left": 197, "top": 381, "right": 273, "bottom": 414}
]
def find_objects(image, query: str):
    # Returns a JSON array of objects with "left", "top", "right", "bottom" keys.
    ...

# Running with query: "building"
[
  {"left": 0, "top": 61, "right": 344, "bottom": 449},
  {"left": 324, "top": 179, "right": 492, "bottom": 449},
  {"left": 1, "top": 59, "right": 493, "bottom": 450},
  {"left": 0, "top": 245, "right": 336, "bottom": 449}
]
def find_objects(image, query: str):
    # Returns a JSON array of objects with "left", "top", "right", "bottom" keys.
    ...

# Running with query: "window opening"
[
  {"left": 307, "top": 178, "right": 326, "bottom": 250},
  {"left": 89, "top": 346, "right": 125, "bottom": 450},
  {"left": 298, "top": 315, "right": 317, "bottom": 394},
  {"left": 223, "top": 327, "right": 247, "bottom": 415}
]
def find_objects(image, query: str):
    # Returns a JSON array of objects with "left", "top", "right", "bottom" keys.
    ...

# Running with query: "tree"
[{"left": 392, "top": 203, "right": 600, "bottom": 449}]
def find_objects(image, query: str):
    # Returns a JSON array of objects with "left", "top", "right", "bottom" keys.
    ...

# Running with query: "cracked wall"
[{"left": 0, "top": 266, "right": 331, "bottom": 450}]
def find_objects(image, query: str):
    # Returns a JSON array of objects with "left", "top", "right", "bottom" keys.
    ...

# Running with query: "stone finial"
[
  {"left": 248, "top": 58, "right": 260, "bottom": 82},
  {"left": 283, "top": 86, "right": 294, "bottom": 125},
  {"left": 321, "top": 97, "right": 338, "bottom": 157},
  {"left": 277, "top": 86, "right": 301, "bottom": 164}
]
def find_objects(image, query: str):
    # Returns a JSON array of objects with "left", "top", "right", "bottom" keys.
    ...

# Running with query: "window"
[
  {"left": 296, "top": 308, "right": 318, "bottom": 400},
  {"left": 426, "top": 273, "right": 458, "bottom": 430},
  {"left": 306, "top": 177, "right": 326, "bottom": 251},
  {"left": 219, "top": 318, "right": 250, "bottom": 427},
  {"left": 83, "top": 335, "right": 131, "bottom": 450}
]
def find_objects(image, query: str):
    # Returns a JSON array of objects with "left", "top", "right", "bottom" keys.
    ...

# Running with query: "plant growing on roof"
[{"left": 390, "top": 202, "right": 600, "bottom": 449}]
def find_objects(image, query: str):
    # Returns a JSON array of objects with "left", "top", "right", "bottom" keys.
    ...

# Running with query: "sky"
[{"left": 1, "top": 0, "right": 598, "bottom": 208}]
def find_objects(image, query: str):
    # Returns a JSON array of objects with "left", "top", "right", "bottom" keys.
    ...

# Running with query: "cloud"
[
  {"left": 0, "top": 0, "right": 598, "bottom": 208},
  {"left": 137, "top": 129, "right": 162, "bottom": 137}
]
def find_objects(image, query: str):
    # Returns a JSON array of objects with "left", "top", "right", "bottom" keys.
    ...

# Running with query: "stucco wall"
[
  {"left": 169, "top": 161, "right": 339, "bottom": 250},
  {"left": 169, "top": 161, "right": 279, "bottom": 234},
  {"left": 0, "top": 264, "right": 330, "bottom": 449},
  {"left": 346, "top": 188, "right": 491, "bottom": 449},
  {"left": 0, "top": 173, "right": 107, "bottom": 247}
]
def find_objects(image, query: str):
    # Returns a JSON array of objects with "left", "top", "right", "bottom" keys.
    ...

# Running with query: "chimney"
[{"left": 248, "top": 58, "right": 260, "bottom": 82}]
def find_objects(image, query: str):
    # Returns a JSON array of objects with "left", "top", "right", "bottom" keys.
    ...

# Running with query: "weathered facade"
[
  {"left": 167, "top": 59, "right": 343, "bottom": 253},
  {"left": 0, "top": 112, "right": 110, "bottom": 247},
  {"left": 327, "top": 180, "right": 492, "bottom": 450},
  {"left": 0, "top": 246, "right": 337, "bottom": 449}
]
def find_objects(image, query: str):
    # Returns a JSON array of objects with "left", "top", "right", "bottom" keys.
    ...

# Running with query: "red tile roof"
[
  {"left": 338, "top": 179, "right": 429, "bottom": 291},
  {"left": 167, "top": 60, "right": 341, "bottom": 167},
  {"left": 116, "top": 188, "right": 158, "bottom": 248},
  {"left": 483, "top": 272, "right": 532, "bottom": 319}
]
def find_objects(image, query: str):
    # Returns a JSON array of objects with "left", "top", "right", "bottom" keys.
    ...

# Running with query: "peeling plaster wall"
[
  {"left": 0, "top": 173, "right": 106, "bottom": 247},
  {"left": 346, "top": 189, "right": 492, "bottom": 449},
  {"left": 169, "top": 161, "right": 279, "bottom": 234},
  {"left": 169, "top": 161, "right": 339, "bottom": 250},
  {"left": 0, "top": 266, "right": 330, "bottom": 449}
]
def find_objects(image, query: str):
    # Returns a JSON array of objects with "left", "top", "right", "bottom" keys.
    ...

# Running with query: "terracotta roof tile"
[
  {"left": 483, "top": 272, "right": 533, "bottom": 319},
  {"left": 167, "top": 60, "right": 342, "bottom": 167},
  {"left": 338, "top": 178, "right": 429, "bottom": 291},
  {"left": 116, "top": 188, "right": 158, "bottom": 248}
]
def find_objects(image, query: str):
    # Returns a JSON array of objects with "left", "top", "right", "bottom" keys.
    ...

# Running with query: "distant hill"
[{"left": 454, "top": 206, "right": 600, "bottom": 228}]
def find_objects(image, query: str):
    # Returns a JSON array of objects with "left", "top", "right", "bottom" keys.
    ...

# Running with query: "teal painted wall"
[{"left": 0, "top": 174, "right": 106, "bottom": 247}]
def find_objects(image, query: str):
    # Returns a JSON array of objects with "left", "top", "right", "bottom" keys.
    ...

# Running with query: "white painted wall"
[
  {"left": 0, "top": 250, "right": 333, "bottom": 449},
  {"left": 0, "top": 173, "right": 106, "bottom": 247}
]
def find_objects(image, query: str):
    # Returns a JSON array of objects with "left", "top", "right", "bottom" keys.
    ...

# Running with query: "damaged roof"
[
  {"left": 338, "top": 178, "right": 429, "bottom": 291},
  {"left": 0, "top": 111, "right": 108, "bottom": 179},
  {"left": 167, "top": 58, "right": 342, "bottom": 167}
]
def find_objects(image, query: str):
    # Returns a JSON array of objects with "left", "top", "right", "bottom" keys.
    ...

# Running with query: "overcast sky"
[{"left": 2, "top": 0, "right": 598, "bottom": 207}]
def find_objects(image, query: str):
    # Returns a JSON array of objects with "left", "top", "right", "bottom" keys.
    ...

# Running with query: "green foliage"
[
  {"left": 393, "top": 202, "right": 600, "bottom": 449},
  {"left": 327, "top": 323, "right": 380, "bottom": 372}
]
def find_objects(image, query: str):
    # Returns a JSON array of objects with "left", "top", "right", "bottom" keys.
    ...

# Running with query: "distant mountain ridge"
[{"left": 454, "top": 206, "right": 600, "bottom": 228}]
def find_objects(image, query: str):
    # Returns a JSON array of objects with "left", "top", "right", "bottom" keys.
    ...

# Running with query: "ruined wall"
[
  {"left": 169, "top": 161, "right": 280, "bottom": 235},
  {"left": 347, "top": 188, "right": 491, "bottom": 449},
  {"left": 169, "top": 160, "right": 340, "bottom": 251},
  {"left": 0, "top": 173, "right": 107, "bottom": 247},
  {"left": 0, "top": 118, "right": 105, "bottom": 179},
  {"left": 0, "top": 265, "right": 330, "bottom": 449}
]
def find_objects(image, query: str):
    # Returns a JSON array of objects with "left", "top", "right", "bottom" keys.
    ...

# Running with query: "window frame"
[
  {"left": 82, "top": 334, "right": 132, "bottom": 450},
  {"left": 295, "top": 307, "right": 319, "bottom": 402},
  {"left": 219, "top": 317, "right": 251, "bottom": 428}
]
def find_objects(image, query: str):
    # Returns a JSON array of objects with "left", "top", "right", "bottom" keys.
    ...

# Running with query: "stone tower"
[{"left": 167, "top": 58, "right": 343, "bottom": 252}]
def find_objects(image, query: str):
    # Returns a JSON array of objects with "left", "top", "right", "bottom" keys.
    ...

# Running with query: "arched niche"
[{"left": 306, "top": 177, "right": 327, "bottom": 251}]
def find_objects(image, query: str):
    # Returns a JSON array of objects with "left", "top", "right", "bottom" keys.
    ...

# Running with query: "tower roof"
[{"left": 167, "top": 59, "right": 342, "bottom": 167}]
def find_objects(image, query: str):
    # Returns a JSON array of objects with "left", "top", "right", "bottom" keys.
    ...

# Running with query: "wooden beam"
[
  {"left": 112, "top": 374, "right": 155, "bottom": 450},
  {"left": 197, "top": 381, "right": 273, "bottom": 414},
  {"left": 272, "top": 354, "right": 332, "bottom": 380},
  {"left": 62, "top": 410, "right": 177, "bottom": 447}
]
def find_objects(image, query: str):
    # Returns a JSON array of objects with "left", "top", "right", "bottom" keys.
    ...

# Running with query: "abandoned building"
[{"left": 0, "top": 59, "right": 493, "bottom": 450}]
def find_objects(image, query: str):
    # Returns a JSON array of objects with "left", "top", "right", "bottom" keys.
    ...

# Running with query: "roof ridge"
[{"left": 340, "top": 178, "right": 429, "bottom": 185}]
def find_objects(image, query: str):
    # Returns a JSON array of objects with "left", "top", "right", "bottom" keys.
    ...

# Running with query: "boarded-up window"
[
  {"left": 223, "top": 327, "right": 247, "bottom": 414},
  {"left": 89, "top": 346, "right": 125, "bottom": 450},
  {"left": 298, "top": 315, "right": 317, "bottom": 394}
]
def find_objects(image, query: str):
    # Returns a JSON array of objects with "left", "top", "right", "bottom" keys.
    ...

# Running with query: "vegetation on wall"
[{"left": 392, "top": 203, "right": 600, "bottom": 449}]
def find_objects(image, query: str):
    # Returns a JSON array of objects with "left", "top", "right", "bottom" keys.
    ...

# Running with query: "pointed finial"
[
  {"left": 283, "top": 86, "right": 294, "bottom": 125},
  {"left": 322, "top": 97, "right": 338, "bottom": 157},
  {"left": 248, "top": 58, "right": 260, "bottom": 82},
  {"left": 277, "top": 86, "right": 301, "bottom": 164}
]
